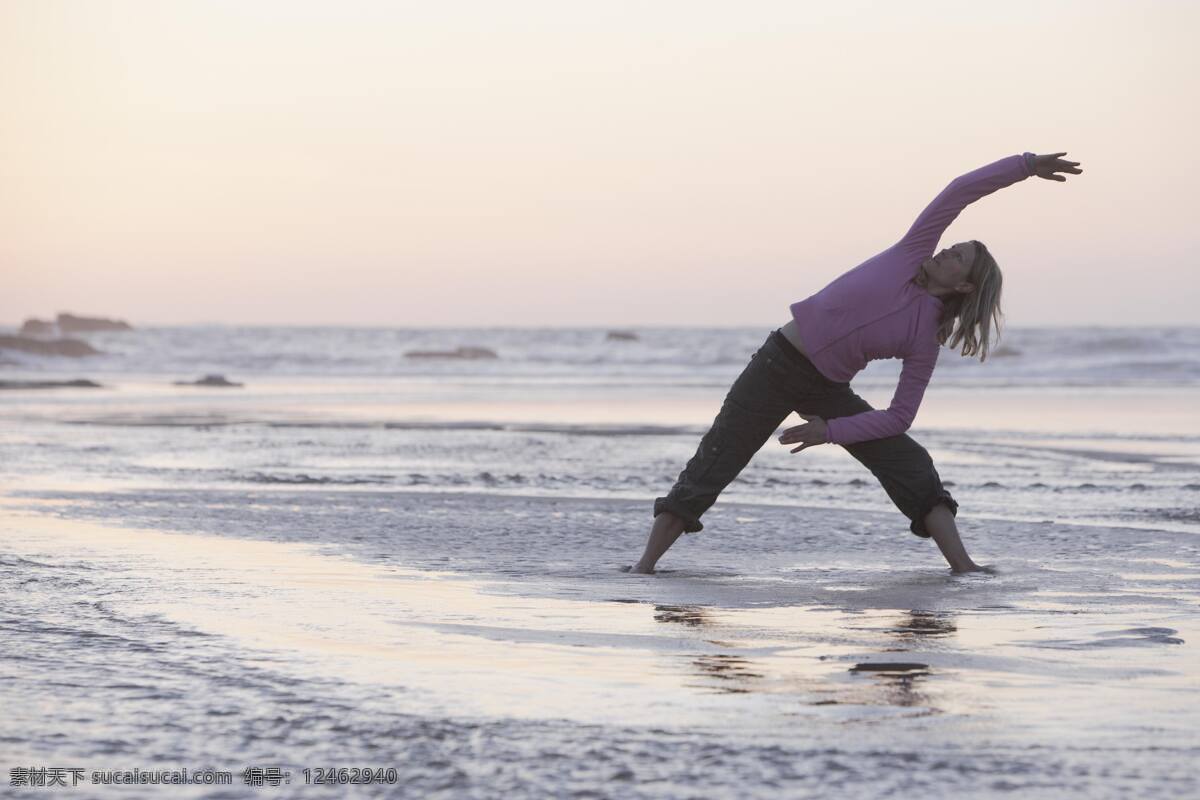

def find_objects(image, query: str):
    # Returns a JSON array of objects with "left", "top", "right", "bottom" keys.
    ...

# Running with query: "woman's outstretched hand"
[
  {"left": 1033, "top": 152, "right": 1082, "bottom": 182},
  {"left": 778, "top": 413, "right": 828, "bottom": 453}
]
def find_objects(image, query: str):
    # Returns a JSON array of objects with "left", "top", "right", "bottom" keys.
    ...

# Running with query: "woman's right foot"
[{"left": 622, "top": 563, "right": 656, "bottom": 574}]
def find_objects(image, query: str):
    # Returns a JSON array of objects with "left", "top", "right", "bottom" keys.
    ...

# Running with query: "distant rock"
[
  {"left": 18, "top": 313, "right": 132, "bottom": 337},
  {"left": 404, "top": 346, "right": 499, "bottom": 360},
  {"left": 18, "top": 318, "right": 57, "bottom": 337},
  {"left": 0, "top": 335, "right": 101, "bottom": 357},
  {"left": 0, "top": 379, "right": 103, "bottom": 390},
  {"left": 991, "top": 345, "right": 1022, "bottom": 358},
  {"left": 56, "top": 313, "right": 133, "bottom": 333},
  {"left": 173, "top": 374, "right": 244, "bottom": 387},
  {"left": 606, "top": 330, "right": 639, "bottom": 341}
]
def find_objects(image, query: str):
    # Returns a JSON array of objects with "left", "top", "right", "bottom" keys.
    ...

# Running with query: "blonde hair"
[{"left": 936, "top": 239, "right": 1003, "bottom": 361}]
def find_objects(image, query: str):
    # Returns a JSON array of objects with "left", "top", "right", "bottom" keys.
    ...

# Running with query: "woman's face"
[{"left": 919, "top": 241, "right": 976, "bottom": 292}]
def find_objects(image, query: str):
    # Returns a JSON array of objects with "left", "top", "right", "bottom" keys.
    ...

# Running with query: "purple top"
[{"left": 790, "top": 152, "right": 1036, "bottom": 445}]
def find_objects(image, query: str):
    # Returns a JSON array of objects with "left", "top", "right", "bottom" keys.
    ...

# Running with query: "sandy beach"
[
  {"left": 4, "top": 487, "right": 1199, "bottom": 798},
  {"left": 3, "top": 325, "right": 1199, "bottom": 798},
  {"left": 6, "top": 0, "right": 1198, "bottom": 793}
]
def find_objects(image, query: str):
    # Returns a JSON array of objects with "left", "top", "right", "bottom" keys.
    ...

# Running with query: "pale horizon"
[
  {"left": 4, "top": 317, "right": 1199, "bottom": 331},
  {"left": 3, "top": 0, "right": 1197, "bottom": 327}
]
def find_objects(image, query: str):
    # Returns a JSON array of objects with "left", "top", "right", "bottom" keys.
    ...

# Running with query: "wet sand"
[{"left": 3, "top": 490, "right": 1198, "bottom": 798}]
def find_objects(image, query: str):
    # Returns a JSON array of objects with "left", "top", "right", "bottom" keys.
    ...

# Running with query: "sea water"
[{"left": 2, "top": 325, "right": 1198, "bottom": 798}]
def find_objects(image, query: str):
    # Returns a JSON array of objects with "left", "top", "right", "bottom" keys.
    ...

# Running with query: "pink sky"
[{"left": 2, "top": 0, "right": 1196, "bottom": 327}]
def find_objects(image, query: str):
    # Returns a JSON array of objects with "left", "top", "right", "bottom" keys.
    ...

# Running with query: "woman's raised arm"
[
  {"left": 1030, "top": 152, "right": 1084, "bottom": 182},
  {"left": 897, "top": 151, "right": 1080, "bottom": 259},
  {"left": 898, "top": 153, "right": 1032, "bottom": 257}
]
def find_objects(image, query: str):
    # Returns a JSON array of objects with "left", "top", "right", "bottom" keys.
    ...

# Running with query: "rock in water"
[
  {"left": 606, "top": 330, "right": 639, "bottom": 341},
  {"left": 0, "top": 336, "right": 101, "bottom": 357},
  {"left": 404, "top": 346, "right": 499, "bottom": 360},
  {"left": 172, "top": 374, "right": 244, "bottom": 387},
  {"left": 0, "top": 379, "right": 103, "bottom": 390},
  {"left": 56, "top": 313, "right": 133, "bottom": 333},
  {"left": 18, "top": 318, "right": 57, "bottom": 336}
]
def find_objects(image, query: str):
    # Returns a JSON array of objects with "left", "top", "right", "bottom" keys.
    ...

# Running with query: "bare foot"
[
  {"left": 621, "top": 563, "right": 656, "bottom": 575},
  {"left": 953, "top": 563, "right": 997, "bottom": 575}
]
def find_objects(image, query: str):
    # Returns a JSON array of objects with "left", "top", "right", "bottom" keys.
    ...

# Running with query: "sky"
[{"left": 1, "top": 0, "right": 1196, "bottom": 327}]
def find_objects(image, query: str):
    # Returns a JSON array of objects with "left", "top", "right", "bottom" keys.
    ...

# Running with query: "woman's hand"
[
  {"left": 1033, "top": 152, "right": 1082, "bottom": 182},
  {"left": 778, "top": 413, "right": 828, "bottom": 453}
]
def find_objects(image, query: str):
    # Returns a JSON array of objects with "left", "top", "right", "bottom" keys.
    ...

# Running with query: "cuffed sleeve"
[
  {"left": 898, "top": 153, "right": 1034, "bottom": 258},
  {"left": 1022, "top": 151, "right": 1037, "bottom": 177},
  {"left": 824, "top": 344, "right": 939, "bottom": 445}
]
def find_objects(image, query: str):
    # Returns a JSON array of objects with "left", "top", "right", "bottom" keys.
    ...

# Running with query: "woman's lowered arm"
[{"left": 778, "top": 345, "right": 938, "bottom": 450}]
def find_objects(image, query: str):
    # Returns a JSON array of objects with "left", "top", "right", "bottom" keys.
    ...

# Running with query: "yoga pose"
[{"left": 628, "top": 151, "right": 1082, "bottom": 574}]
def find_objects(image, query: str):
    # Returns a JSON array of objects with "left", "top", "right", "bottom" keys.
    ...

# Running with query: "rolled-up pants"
[{"left": 653, "top": 328, "right": 957, "bottom": 538}]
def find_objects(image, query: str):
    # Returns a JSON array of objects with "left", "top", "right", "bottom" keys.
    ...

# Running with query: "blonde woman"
[{"left": 628, "top": 151, "right": 1082, "bottom": 575}]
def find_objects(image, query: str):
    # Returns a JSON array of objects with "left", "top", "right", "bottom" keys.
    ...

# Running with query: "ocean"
[{"left": 2, "top": 324, "right": 1198, "bottom": 798}]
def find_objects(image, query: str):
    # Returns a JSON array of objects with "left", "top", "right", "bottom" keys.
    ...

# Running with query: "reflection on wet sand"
[
  {"left": 887, "top": 611, "right": 958, "bottom": 639},
  {"left": 653, "top": 604, "right": 712, "bottom": 627},
  {"left": 688, "top": 654, "right": 767, "bottom": 694},
  {"left": 646, "top": 604, "right": 949, "bottom": 709},
  {"left": 833, "top": 611, "right": 952, "bottom": 709},
  {"left": 651, "top": 604, "right": 769, "bottom": 694},
  {"left": 847, "top": 662, "right": 933, "bottom": 709}
]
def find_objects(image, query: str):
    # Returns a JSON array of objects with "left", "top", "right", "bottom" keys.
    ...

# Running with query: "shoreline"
[{"left": 3, "top": 488, "right": 1199, "bottom": 798}]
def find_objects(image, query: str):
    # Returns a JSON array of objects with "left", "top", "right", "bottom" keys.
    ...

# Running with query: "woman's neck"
[{"left": 914, "top": 269, "right": 955, "bottom": 300}]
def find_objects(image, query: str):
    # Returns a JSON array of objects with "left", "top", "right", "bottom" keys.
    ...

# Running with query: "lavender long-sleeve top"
[{"left": 789, "top": 152, "right": 1036, "bottom": 446}]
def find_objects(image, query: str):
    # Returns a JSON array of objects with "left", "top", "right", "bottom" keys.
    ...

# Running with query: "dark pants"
[{"left": 653, "top": 329, "right": 957, "bottom": 538}]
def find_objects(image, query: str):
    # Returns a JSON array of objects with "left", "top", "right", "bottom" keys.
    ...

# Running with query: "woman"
[{"left": 627, "top": 151, "right": 1083, "bottom": 575}]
